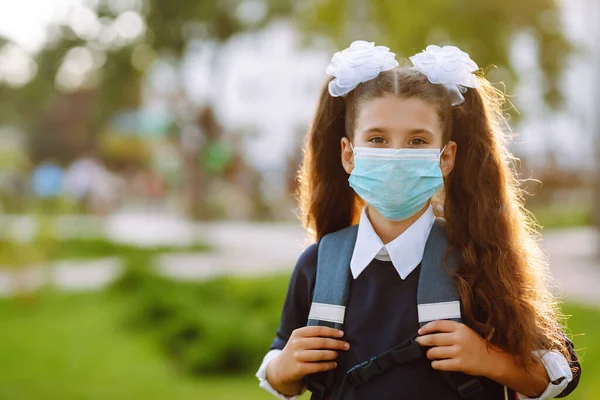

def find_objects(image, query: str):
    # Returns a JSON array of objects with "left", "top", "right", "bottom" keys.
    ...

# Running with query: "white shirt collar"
[{"left": 350, "top": 205, "right": 436, "bottom": 280}]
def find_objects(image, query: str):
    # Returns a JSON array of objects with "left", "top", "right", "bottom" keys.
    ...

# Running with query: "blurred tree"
[
  {"left": 138, "top": 0, "right": 294, "bottom": 219},
  {"left": 0, "top": 0, "right": 295, "bottom": 130},
  {"left": 297, "top": 0, "right": 570, "bottom": 108},
  {"left": 0, "top": 0, "right": 293, "bottom": 217}
]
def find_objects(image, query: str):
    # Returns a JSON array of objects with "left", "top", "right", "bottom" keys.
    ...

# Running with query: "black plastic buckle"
[
  {"left": 392, "top": 338, "right": 423, "bottom": 363},
  {"left": 457, "top": 378, "right": 484, "bottom": 399},
  {"left": 346, "top": 356, "right": 383, "bottom": 387}
]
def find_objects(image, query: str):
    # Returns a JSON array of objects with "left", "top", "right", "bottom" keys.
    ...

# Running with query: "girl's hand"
[
  {"left": 415, "top": 320, "right": 495, "bottom": 377},
  {"left": 267, "top": 326, "right": 350, "bottom": 395},
  {"left": 415, "top": 320, "right": 551, "bottom": 397}
]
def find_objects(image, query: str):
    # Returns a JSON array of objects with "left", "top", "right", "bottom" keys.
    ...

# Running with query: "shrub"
[{"left": 113, "top": 263, "right": 289, "bottom": 376}]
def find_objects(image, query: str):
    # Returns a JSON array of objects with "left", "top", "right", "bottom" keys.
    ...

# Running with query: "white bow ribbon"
[
  {"left": 326, "top": 40, "right": 399, "bottom": 97},
  {"left": 410, "top": 45, "right": 479, "bottom": 106}
]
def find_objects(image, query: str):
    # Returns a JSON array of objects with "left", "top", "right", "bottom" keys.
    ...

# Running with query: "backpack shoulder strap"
[
  {"left": 307, "top": 224, "right": 359, "bottom": 330},
  {"left": 305, "top": 224, "right": 358, "bottom": 399},
  {"left": 417, "top": 218, "right": 462, "bottom": 326},
  {"left": 418, "top": 218, "right": 487, "bottom": 400}
]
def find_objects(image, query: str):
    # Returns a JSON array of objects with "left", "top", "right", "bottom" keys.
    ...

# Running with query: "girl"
[{"left": 255, "top": 41, "right": 581, "bottom": 399}]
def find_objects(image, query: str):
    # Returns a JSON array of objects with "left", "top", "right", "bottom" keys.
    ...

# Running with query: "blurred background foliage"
[
  {"left": 0, "top": 0, "right": 583, "bottom": 222},
  {"left": 0, "top": 0, "right": 581, "bottom": 221}
]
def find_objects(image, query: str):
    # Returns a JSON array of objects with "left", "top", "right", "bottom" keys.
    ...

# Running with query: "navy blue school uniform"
[{"left": 260, "top": 207, "right": 580, "bottom": 399}]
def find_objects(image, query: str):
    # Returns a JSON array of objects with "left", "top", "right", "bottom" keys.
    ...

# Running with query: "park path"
[
  {"left": 159, "top": 222, "right": 600, "bottom": 309},
  {"left": 541, "top": 228, "right": 600, "bottom": 307},
  {"left": 1, "top": 213, "right": 599, "bottom": 309}
]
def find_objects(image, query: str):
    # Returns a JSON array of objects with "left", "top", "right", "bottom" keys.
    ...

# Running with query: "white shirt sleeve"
[
  {"left": 256, "top": 349, "right": 307, "bottom": 400},
  {"left": 517, "top": 350, "right": 573, "bottom": 400}
]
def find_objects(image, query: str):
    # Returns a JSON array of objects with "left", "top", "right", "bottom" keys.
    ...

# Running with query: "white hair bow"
[
  {"left": 410, "top": 45, "right": 479, "bottom": 106},
  {"left": 326, "top": 40, "right": 399, "bottom": 97}
]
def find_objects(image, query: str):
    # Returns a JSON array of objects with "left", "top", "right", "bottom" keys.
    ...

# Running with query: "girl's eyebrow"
[
  {"left": 406, "top": 128, "right": 435, "bottom": 137},
  {"left": 362, "top": 127, "right": 436, "bottom": 136},
  {"left": 362, "top": 127, "right": 389, "bottom": 135}
]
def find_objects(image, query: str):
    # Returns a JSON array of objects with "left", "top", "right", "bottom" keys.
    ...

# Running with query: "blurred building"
[
  {"left": 510, "top": 0, "right": 596, "bottom": 176},
  {"left": 144, "top": 20, "right": 329, "bottom": 217}
]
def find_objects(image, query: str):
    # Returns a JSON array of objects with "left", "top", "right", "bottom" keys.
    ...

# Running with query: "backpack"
[{"left": 304, "top": 218, "right": 492, "bottom": 400}]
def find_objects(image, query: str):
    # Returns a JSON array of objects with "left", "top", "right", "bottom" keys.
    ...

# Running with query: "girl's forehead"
[{"left": 355, "top": 95, "right": 442, "bottom": 137}]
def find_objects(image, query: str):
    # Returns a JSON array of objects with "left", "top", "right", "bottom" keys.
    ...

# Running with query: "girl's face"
[{"left": 340, "top": 95, "right": 457, "bottom": 178}]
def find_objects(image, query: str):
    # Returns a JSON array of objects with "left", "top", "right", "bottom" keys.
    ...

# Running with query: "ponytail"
[
  {"left": 443, "top": 79, "right": 570, "bottom": 366},
  {"left": 298, "top": 80, "right": 362, "bottom": 240}
]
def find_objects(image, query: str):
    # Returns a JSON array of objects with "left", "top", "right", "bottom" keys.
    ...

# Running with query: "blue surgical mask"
[{"left": 348, "top": 144, "right": 445, "bottom": 221}]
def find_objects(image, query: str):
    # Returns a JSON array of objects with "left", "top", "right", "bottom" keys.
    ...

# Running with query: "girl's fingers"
[
  {"left": 295, "top": 349, "right": 338, "bottom": 362},
  {"left": 298, "top": 361, "right": 338, "bottom": 375},
  {"left": 430, "top": 358, "right": 461, "bottom": 371},
  {"left": 301, "top": 337, "right": 350, "bottom": 351},
  {"left": 294, "top": 326, "right": 344, "bottom": 338},
  {"left": 425, "top": 345, "right": 458, "bottom": 360},
  {"left": 415, "top": 333, "right": 456, "bottom": 347},
  {"left": 418, "top": 320, "right": 462, "bottom": 335}
]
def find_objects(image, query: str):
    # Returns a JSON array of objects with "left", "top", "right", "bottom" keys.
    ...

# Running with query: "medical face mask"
[{"left": 348, "top": 144, "right": 445, "bottom": 221}]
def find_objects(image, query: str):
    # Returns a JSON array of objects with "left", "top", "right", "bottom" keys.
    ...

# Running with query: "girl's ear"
[
  {"left": 441, "top": 140, "right": 457, "bottom": 178},
  {"left": 341, "top": 137, "right": 354, "bottom": 174}
]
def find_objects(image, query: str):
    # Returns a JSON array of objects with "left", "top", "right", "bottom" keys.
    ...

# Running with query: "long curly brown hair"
[{"left": 298, "top": 66, "right": 570, "bottom": 367}]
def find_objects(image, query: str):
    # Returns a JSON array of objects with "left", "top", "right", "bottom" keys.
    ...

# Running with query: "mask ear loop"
[
  {"left": 439, "top": 143, "right": 448, "bottom": 169},
  {"left": 350, "top": 142, "right": 356, "bottom": 155}
]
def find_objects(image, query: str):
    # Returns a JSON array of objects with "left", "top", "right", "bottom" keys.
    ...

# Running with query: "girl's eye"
[
  {"left": 408, "top": 138, "right": 427, "bottom": 145},
  {"left": 369, "top": 137, "right": 387, "bottom": 144}
]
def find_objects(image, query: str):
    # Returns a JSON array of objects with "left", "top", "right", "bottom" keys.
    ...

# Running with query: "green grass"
[
  {"left": 561, "top": 303, "right": 600, "bottom": 400},
  {"left": 0, "top": 290, "right": 596, "bottom": 399},
  {"left": 0, "top": 291, "right": 270, "bottom": 400}
]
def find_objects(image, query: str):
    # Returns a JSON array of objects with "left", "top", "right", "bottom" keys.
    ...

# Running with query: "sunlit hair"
[{"left": 297, "top": 66, "right": 571, "bottom": 367}]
